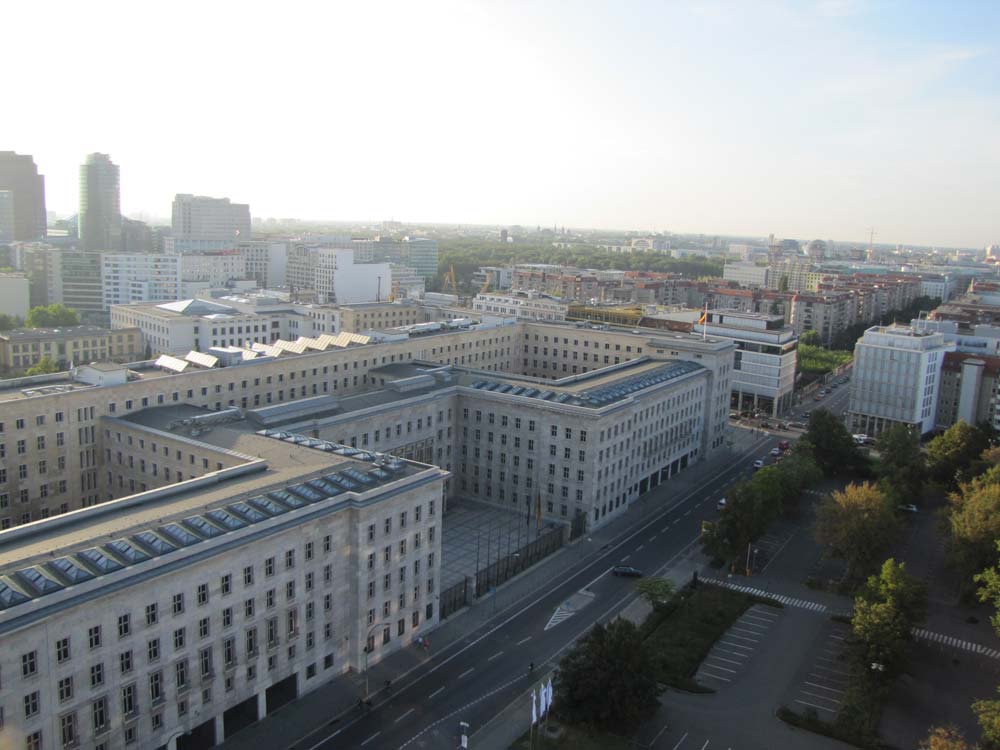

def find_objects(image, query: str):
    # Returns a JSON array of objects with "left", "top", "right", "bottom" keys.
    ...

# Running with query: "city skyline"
[{"left": 6, "top": 1, "right": 999, "bottom": 249}]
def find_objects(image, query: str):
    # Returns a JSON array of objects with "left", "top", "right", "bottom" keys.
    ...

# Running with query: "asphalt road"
[
  {"left": 295, "top": 432, "right": 781, "bottom": 750},
  {"left": 290, "top": 379, "right": 854, "bottom": 750}
]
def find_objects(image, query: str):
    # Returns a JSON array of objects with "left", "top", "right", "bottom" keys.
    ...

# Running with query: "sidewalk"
[{"left": 219, "top": 427, "right": 765, "bottom": 750}]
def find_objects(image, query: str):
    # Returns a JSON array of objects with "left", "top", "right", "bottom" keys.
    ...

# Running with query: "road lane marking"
[
  {"left": 458, "top": 667, "right": 474, "bottom": 679},
  {"left": 580, "top": 566, "right": 614, "bottom": 592},
  {"left": 620, "top": 555, "right": 630, "bottom": 562},
  {"left": 488, "top": 651, "right": 503, "bottom": 662},
  {"left": 672, "top": 732, "right": 689, "bottom": 749},
  {"left": 649, "top": 535, "right": 657, "bottom": 542},
  {"left": 361, "top": 732, "right": 381, "bottom": 746},
  {"left": 701, "top": 741, "right": 710, "bottom": 750},
  {"left": 428, "top": 686, "right": 444, "bottom": 698},
  {"left": 650, "top": 723, "right": 669, "bottom": 745},
  {"left": 515, "top": 636, "right": 531, "bottom": 646},
  {"left": 636, "top": 545, "right": 645, "bottom": 552},
  {"left": 394, "top": 708, "right": 415, "bottom": 723}
]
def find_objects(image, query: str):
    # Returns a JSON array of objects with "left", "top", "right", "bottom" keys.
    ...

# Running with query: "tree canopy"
[
  {"left": 926, "top": 421, "right": 993, "bottom": 487},
  {"left": 875, "top": 424, "right": 925, "bottom": 506},
  {"left": 814, "top": 482, "right": 899, "bottom": 581},
  {"left": 0, "top": 313, "right": 20, "bottom": 331},
  {"left": 801, "top": 409, "right": 868, "bottom": 477},
  {"left": 920, "top": 726, "right": 974, "bottom": 750},
  {"left": 25, "top": 304, "right": 80, "bottom": 329},
  {"left": 554, "top": 618, "right": 660, "bottom": 732},
  {"left": 25, "top": 357, "right": 60, "bottom": 376},
  {"left": 633, "top": 577, "right": 676, "bottom": 609}
]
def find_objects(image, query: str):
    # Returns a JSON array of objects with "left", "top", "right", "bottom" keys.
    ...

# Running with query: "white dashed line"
[
  {"left": 458, "top": 667, "right": 474, "bottom": 680},
  {"left": 515, "top": 636, "right": 531, "bottom": 646},
  {"left": 636, "top": 545, "right": 645, "bottom": 552},
  {"left": 361, "top": 732, "right": 381, "bottom": 746},
  {"left": 394, "top": 708, "right": 415, "bottom": 723},
  {"left": 620, "top": 555, "right": 630, "bottom": 562},
  {"left": 488, "top": 651, "right": 503, "bottom": 662},
  {"left": 428, "top": 686, "right": 445, "bottom": 699}
]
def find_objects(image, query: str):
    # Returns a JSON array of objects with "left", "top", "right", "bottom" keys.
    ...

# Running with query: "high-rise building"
[
  {"left": 79, "top": 153, "right": 122, "bottom": 251},
  {"left": 170, "top": 194, "right": 251, "bottom": 251},
  {"left": 0, "top": 151, "right": 47, "bottom": 241},
  {"left": 59, "top": 250, "right": 105, "bottom": 321},
  {"left": 405, "top": 237, "right": 439, "bottom": 279},
  {"left": 101, "top": 253, "right": 182, "bottom": 309}
]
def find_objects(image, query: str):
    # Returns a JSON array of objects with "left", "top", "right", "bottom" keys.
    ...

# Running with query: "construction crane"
[
  {"left": 442, "top": 265, "right": 460, "bottom": 297},
  {"left": 479, "top": 271, "right": 493, "bottom": 295}
]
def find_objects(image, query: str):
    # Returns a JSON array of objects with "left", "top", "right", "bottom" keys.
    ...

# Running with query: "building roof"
[{"left": 0, "top": 325, "right": 116, "bottom": 341}]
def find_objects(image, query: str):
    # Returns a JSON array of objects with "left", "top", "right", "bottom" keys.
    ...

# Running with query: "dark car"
[{"left": 611, "top": 565, "right": 643, "bottom": 578}]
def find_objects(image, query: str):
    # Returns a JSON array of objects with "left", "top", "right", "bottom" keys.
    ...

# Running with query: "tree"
[
  {"left": 920, "top": 725, "right": 974, "bottom": 750},
  {"left": 949, "top": 480, "right": 1000, "bottom": 593},
  {"left": 875, "top": 424, "right": 925, "bottom": 506},
  {"left": 800, "top": 329, "right": 822, "bottom": 346},
  {"left": 926, "top": 421, "right": 992, "bottom": 486},
  {"left": 802, "top": 409, "right": 867, "bottom": 477},
  {"left": 974, "top": 691, "right": 1000, "bottom": 750},
  {"left": 633, "top": 578, "right": 676, "bottom": 609},
  {"left": 0, "top": 313, "right": 20, "bottom": 330},
  {"left": 554, "top": 619, "right": 660, "bottom": 732},
  {"left": 25, "top": 357, "right": 60, "bottom": 376},
  {"left": 815, "top": 483, "right": 899, "bottom": 581},
  {"left": 857, "top": 558, "right": 927, "bottom": 630},
  {"left": 25, "top": 304, "right": 80, "bottom": 328}
]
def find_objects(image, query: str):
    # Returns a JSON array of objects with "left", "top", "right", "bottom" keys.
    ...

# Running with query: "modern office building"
[
  {"left": 171, "top": 195, "right": 252, "bottom": 249},
  {"left": 178, "top": 252, "right": 248, "bottom": 286},
  {"left": 79, "top": 154, "right": 122, "bottom": 252},
  {"left": 236, "top": 242, "right": 287, "bottom": 288},
  {"left": 286, "top": 246, "right": 390, "bottom": 304},
  {"left": 0, "top": 152, "right": 46, "bottom": 241},
  {"left": 847, "top": 324, "right": 955, "bottom": 437},
  {"left": 60, "top": 251, "right": 106, "bottom": 322},
  {"left": 696, "top": 311, "right": 797, "bottom": 416},
  {"left": 722, "top": 263, "right": 769, "bottom": 289},
  {"left": 405, "top": 238, "right": 439, "bottom": 279},
  {"left": 102, "top": 254, "right": 183, "bottom": 310}
]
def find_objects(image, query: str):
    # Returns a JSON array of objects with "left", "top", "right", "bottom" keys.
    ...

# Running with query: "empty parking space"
[
  {"left": 789, "top": 621, "right": 850, "bottom": 721},
  {"left": 694, "top": 603, "right": 781, "bottom": 687}
]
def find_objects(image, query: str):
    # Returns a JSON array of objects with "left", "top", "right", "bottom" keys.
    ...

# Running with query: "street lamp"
[{"left": 362, "top": 608, "right": 420, "bottom": 700}]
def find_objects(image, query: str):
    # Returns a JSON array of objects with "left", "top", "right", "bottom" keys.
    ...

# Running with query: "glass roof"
[
  {"left": 77, "top": 547, "right": 124, "bottom": 574},
  {"left": 48, "top": 557, "right": 95, "bottom": 585}
]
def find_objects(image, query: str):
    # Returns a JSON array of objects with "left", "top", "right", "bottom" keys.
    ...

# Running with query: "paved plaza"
[{"left": 441, "top": 497, "right": 558, "bottom": 590}]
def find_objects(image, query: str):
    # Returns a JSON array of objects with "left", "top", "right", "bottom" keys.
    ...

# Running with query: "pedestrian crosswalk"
[
  {"left": 913, "top": 628, "right": 1000, "bottom": 659},
  {"left": 707, "top": 579, "right": 828, "bottom": 612}
]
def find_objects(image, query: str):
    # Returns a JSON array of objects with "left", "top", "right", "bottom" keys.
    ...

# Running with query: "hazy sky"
[{"left": 7, "top": 0, "right": 998, "bottom": 247}]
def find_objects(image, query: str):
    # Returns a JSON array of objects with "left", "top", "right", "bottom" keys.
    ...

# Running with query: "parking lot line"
[
  {"left": 700, "top": 672, "right": 731, "bottom": 682},
  {"left": 715, "top": 646, "right": 750, "bottom": 659},
  {"left": 707, "top": 654, "right": 743, "bottom": 666},
  {"left": 804, "top": 681, "right": 845, "bottom": 694},
  {"left": 724, "top": 633, "right": 761, "bottom": 643},
  {"left": 795, "top": 698, "right": 838, "bottom": 712},
  {"left": 671, "top": 732, "right": 689, "bottom": 749},
  {"left": 730, "top": 625, "right": 765, "bottom": 636},
  {"left": 719, "top": 639, "right": 755, "bottom": 651},
  {"left": 703, "top": 662, "right": 738, "bottom": 674},
  {"left": 801, "top": 690, "right": 842, "bottom": 705}
]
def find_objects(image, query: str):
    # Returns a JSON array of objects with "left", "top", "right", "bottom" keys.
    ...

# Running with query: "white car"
[
  {"left": 716, "top": 498, "right": 727, "bottom": 511},
  {"left": 752, "top": 459, "right": 764, "bottom": 470},
  {"left": 770, "top": 447, "right": 781, "bottom": 456}
]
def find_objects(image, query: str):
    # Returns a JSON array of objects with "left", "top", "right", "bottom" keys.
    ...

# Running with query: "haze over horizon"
[{"left": 7, "top": 0, "right": 998, "bottom": 249}]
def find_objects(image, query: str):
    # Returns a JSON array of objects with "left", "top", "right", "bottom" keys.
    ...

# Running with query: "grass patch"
[
  {"left": 799, "top": 344, "right": 853, "bottom": 376},
  {"left": 643, "top": 585, "right": 762, "bottom": 690},
  {"left": 776, "top": 705, "right": 883, "bottom": 750},
  {"left": 509, "top": 720, "right": 633, "bottom": 750}
]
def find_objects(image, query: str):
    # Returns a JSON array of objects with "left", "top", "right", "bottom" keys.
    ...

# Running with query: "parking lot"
[
  {"left": 694, "top": 603, "right": 781, "bottom": 687},
  {"left": 787, "top": 621, "right": 851, "bottom": 720}
]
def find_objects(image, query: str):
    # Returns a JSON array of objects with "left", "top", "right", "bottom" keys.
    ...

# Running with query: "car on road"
[
  {"left": 716, "top": 498, "right": 727, "bottom": 511},
  {"left": 611, "top": 565, "right": 643, "bottom": 577},
  {"left": 897, "top": 504, "right": 919, "bottom": 514},
  {"left": 752, "top": 459, "right": 764, "bottom": 470},
  {"left": 814, "top": 395, "right": 823, "bottom": 401},
  {"left": 770, "top": 447, "right": 781, "bottom": 456},
  {"left": 778, "top": 440, "right": 790, "bottom": 451}
]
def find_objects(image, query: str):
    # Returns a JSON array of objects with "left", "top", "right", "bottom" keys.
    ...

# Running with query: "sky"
[{"left": 6, "top": 0, "right": 999, "bottom": 248}]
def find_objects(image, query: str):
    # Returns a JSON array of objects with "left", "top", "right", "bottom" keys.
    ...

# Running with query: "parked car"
[
  {"left": 770, "top": 447, "right": 781, "bottom": 456},
  {"left": 753, "top": 459, "right": 765, "bottom": 470},
  {"left": 716, "top": 498, "right": 727, "bottom": 511},
  {"left": 611, "top": 565, "right": 643, "bottom": 577},
  {"left": 897, "top": 504, "right": 919, "bottom": 514}
]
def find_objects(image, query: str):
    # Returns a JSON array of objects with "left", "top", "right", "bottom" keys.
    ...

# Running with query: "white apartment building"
[
  {"left": 0, "top": 408, "right": 445, "bottom": 750},
  {"left": 722, "top": 262, "right": 769, "bottom": 289},
  {"left": 472, "top": 291, "right": 568, "bottom": 321},
  {"left": 0, "top": 274, "right": 29, "bottom": 319},
  {"left": 847, "top": 324, "right": 956, "bottom": 436},
  {"left": 919, "top": 274, "right": 956, "bottom": 303},
  {"left": 171, "top": 195, "right": 251, "bottom": 245},
  {"left": 101, "top": 254, "right": 182, "bottom": 310},
  {"left": 286, "top": 246, "right": 391, "bottom": 304},
  {"left": 179, "top": 253, "right": 248, "bottom": 286},
  {"left": 236, "top": 242, "right": 287, "bottom": 288},
  {"left": 697, "top": 311, "right": 797, "bottom": 416}
]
